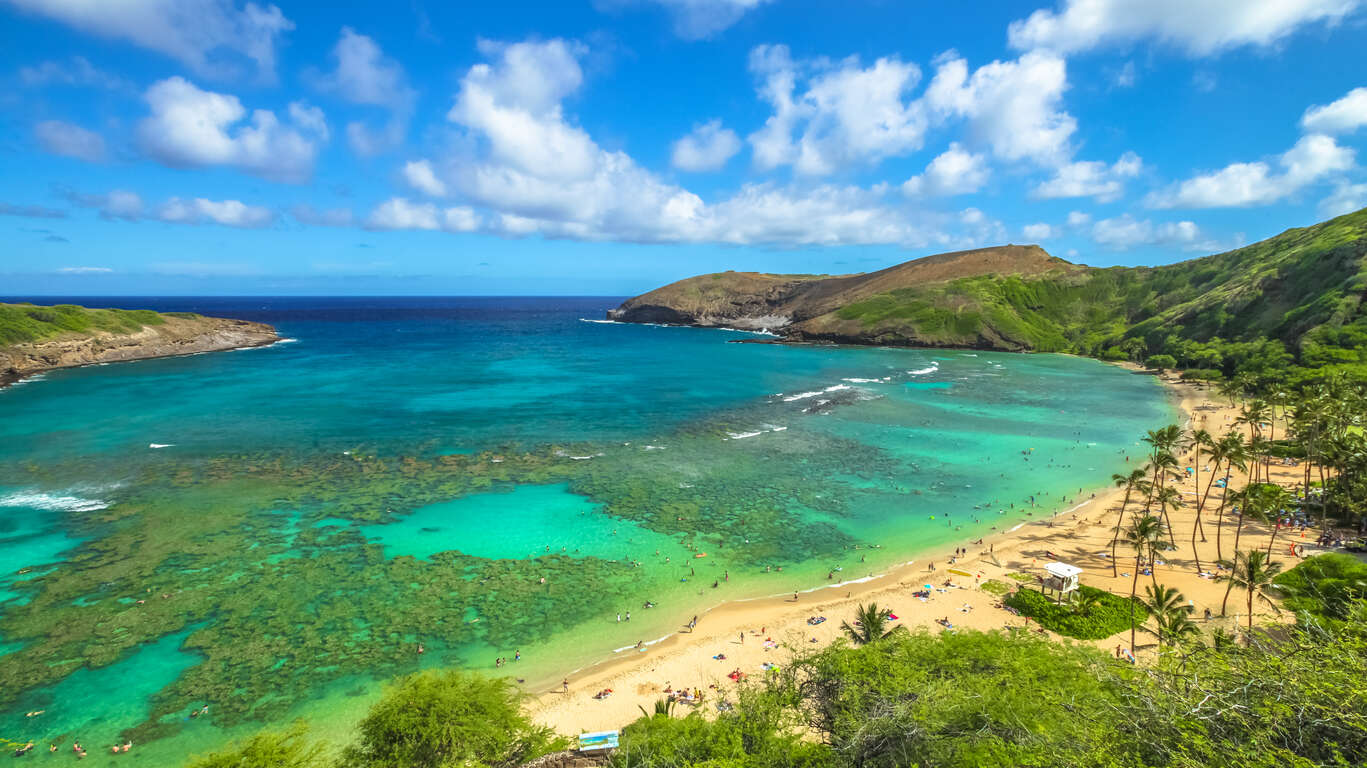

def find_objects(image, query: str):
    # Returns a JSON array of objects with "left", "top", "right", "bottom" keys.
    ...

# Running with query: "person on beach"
[{"left": 562, "top": 679, "right": 569, "bottom": 694}]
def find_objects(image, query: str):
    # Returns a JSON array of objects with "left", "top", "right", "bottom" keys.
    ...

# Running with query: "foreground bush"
[
  {"left": 186, "top": 724, "right": 325, "bottom": 768},
  {"left": 1274, "top": 553, "right": 1367, "bottom": 625},
  {"left": 774, "top": 628, "right": 1132, "bottom": 767},
  {"left": 608, "top": 704, "right": 829, "bottom": 768},
  {"left": 341, "top": 670, "right": 565, "bottom": 768},
  {"left": 1004, "top": 584, "right": 1145, "bottom": 639}
]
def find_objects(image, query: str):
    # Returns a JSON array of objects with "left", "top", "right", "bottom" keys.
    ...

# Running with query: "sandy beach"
[{"left": 529, "top": 368, "right": 1312, "bottom": 735}]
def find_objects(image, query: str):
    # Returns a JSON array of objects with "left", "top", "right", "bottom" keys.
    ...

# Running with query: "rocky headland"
[
  {"left": 1, "top": 306, "right": 279, "bottom": 386},
  {"left": 608, "top": 208, "right": 1367, "bottom": 366}
]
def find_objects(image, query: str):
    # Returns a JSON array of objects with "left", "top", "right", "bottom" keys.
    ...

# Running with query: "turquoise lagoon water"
[{"left": 0, "top": 297, "right": 1174, "bottom": 763}]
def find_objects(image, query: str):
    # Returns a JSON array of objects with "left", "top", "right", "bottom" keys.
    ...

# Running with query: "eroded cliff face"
[
  {"left": 1, "top": 316, "right": 279, "bottom": 385},
  {"left": 608, "top": 244, "right": 1074, "bottom": 348}
]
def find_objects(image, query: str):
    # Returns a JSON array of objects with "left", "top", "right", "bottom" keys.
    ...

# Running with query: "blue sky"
[{"left": 2, "top": 0, "right": 1366, "bottom": 295}]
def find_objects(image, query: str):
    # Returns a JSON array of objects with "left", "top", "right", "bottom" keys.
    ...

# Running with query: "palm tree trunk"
[
  {"left": 1221, "top": 563, "right": 1237, "bottom": 616},
  {"left": 1246, "top": 589, "right": 1255, "bottom": 631},
  {"left": 1214, "top": 470, "right": 1232, "bottom": 563},
  {"left": 1130, "top": 553, "right": 1142, "bottom": 652},
  {"left": 1194, "top": 454, "right": 1207, "bottom": 542},
  {"left": 1266, "top": 517, "right": 1281, "bottom": 559},
  {"left": 1109, "top": 488, "right": 1132, "bottom": 578},
  {"left": 1190, "top": 508, "right": 1203, "bottom": 575}
]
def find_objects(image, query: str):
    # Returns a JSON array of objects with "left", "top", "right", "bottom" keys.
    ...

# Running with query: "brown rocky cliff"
[{"left": 1, "top": 315, "right": 279, "bottom": 385}]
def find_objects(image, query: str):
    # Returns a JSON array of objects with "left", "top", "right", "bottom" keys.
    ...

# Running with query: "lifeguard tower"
[{"left": 1042, "top": 562, "right": 1082, "bottom": 603}]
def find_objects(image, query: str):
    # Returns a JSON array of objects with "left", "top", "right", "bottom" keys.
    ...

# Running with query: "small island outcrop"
[{"left": 1, "top": 303, "right": 280, "bottom": 386}]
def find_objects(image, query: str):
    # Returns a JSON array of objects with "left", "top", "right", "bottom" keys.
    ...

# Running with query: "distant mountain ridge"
[
  {"left": 611, "top": 207, "right": 1367, "bottom": 384},
  {"left": 0, "top": 303, "right": 279, "bottom": 386}
]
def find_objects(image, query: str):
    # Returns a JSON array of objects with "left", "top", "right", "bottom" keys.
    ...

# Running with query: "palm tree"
[
  {"left": 1218, "top": 549, "right": 1283, "bottom": 630},
  {"left": 1212, "top": 433, "right": 1249, "bottom": 563},
  {"left": 1072, "top": 589, "right": 1102, "bottom": 617},
  {"left": 638, "top": 698, "right": 677, "bottom": 718},
  {"left": 1217, "top": 377, "right": 1244, "bottom": 408},
  {"left": 1188, "top": 428, "right": 1213, "bottom": 538},
  {"left": 1123, "top": 514, "right": 1167, "bottom": 653},
  {"left": 1109, "top": 467, "right": 1150, "bottom": 577},
  {"left": 1158, "top": 610, "right": 1202, "bottom": 648},
  {"left": 841, "top": 602, "right": 896, "bottom": 645},
  {"left": 1237, "top": 400, "right": 1271, "bottom": 482},
  {"left": 1261, "top": 484, "right": 1294, "bottom": 559},
  {"left": 1154, "top": 484, "right": 1184, "bottom": 561},
  {"left": 1143, "top": 583, "right": 1197, "bottom": 650},
  {"left": 1230, "top": 482, "right": 1277, "bottom": 557}
]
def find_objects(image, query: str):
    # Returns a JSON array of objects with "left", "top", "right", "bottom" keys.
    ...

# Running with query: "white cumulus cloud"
[
  {"left": 157, "top": 197, "right": 274, "bottom": 227},
  {"left": 403, "top": 159, "right": 448, "bottom": 196},
  {"left": 1320, "top": 181, "right": 1367, "bottom": 217},
  {"left": 671, "top": 120, "right": 742, "bottom": 172},
  {"left": 748, "top": 45, "right": 927, "bottom": 175},
  {"left": 923, "top": 50, "right": 1076, "bottom": 167},
  {"left": 600, "top": 0, "right": 771, "bottom": 40},
  {"left": 391, "top": 38, "right": 1002, "bottom": 249},
  {"left": 1091, "top": 214, "right": 1228, "bottom": 252},
  {"left": 902, "top": 143, "right": 990, "bottom": 196},
  {"left": 365, "top": 197, "right": 481, "bottom": 233},
  {"left": 34, "top": 120, "right": 106, "bottom": 162},
  {"left": 1031, "top": 152, "right": 1142, "bottom": 202},
  {"left": 1148, "top": 133, "right": 1355, "bottom": 208},
  {"left": 136, "top": 76, "right": 325, "bottom": 183},
  {"left": 1023, "top": 222, "right": 1055, "bottom": 240},
  {"left": 1008, "top": 0, "right": 1359, "bottom": 56},
  {"left": 3, "top": 0, "right": 293, "bottom": 81},
  {"left": 1302, "top": 87, "right": 1367, "bottom": 134},
  {"left": 308, "top": 27, "right": 414, "bottom": 155}
]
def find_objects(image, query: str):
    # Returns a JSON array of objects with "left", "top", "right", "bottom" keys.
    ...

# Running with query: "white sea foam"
[
  {"left": 842, "top": 377, "right": 892, "bottom": 383},
  {"left": 612, "top": 632, "right": 674, "bottom": 653},
  {"left": 643, "top": 445, "right": 666, "bottom": 451},
  {"left": 0, "top": 491, "right": 109, "bottom": 512},
  {"left": 781, "top": 383, "right": 850, "bottom": 402},
  {"left": 907, "top": 364, "right": 939, "bottom": 376},
  {"left": 579, "top": 318, "right": 778, "bottom": 337},
  {"left": 148, "top": 443, "right": 175, "bottom": 449},
  {"left": 725, "top": 424, "right": 787, "bottom": 440},
  {"left": 726, "top": 430, "right": 764, "bottom": 440}
]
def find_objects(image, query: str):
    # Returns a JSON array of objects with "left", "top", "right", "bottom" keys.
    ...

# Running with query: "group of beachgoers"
[{"left": 11, "top": 738, "right": 132, "bottom": 759}]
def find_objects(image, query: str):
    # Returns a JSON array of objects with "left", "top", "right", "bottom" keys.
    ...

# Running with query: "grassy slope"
[
  {"left": 819, "top": 207, "right": 1367, "bottom": 378},
  {"left": 0, "top": 302, "right": 199, "bottom": 346}
]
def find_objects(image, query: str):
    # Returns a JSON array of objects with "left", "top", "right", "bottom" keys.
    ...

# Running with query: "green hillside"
[
  {"left": 822, "top": 207, "right": 1367, "bottom": 385},
  {"left": 0, "top": 302, "right": 200, "bottom": 346}
]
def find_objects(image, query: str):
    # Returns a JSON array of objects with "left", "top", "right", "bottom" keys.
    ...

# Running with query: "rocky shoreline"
[{"left": 1, "top": 315, "right": 280, "bottom": 387}]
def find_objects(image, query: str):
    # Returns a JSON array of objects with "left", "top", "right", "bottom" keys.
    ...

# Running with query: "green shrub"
[
  {"left": 1180, "top": 368, "right": 1224, "bottom": 381},
  {"left": 341, "top": 670, "right": 565, "bottom": 768},
  {"left": 1004, "top": 585, "right": 1146, "bottom": 639},
  {"left": 186, "top": 724, "right": 325, "bottom": 768},
  {"left": 0, "top": 302, "right": 169, "bottom": 346},
  {"left": 1145, "top": 354, "right": 1177, "bottom": 372},
  {"left": 1274, "top": 553, "right": 1367, "bottom": 624},
  {"left": 774, "top": 629, "right": 1134, "bottom": 768},
  {"left": 979, "top": 579, "right": 1011, "bottom": 596}
]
